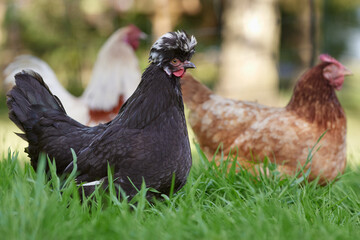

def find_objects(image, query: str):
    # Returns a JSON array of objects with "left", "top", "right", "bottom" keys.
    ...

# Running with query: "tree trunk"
[
  {"left": 296, "top": 0, "right": 321, "bottom": 67},
  {"left": 152, "top": 0, "right": 173, "bottom": 40},
  {"left": 217, "top": 0, "right": 281, "bottom": 104}
]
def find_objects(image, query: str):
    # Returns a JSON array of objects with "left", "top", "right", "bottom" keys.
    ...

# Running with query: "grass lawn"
[
  {"left": 0, "top": 144, "right": 360, "bottom": 240},
  {"left": 1, "top": 89, "right": 360, "bottom": 240}
]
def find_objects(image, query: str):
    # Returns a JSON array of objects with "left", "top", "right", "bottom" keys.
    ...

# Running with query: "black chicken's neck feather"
[
  {"left": 113, "top": 63, "right": 184, "bottom": 128},
  {"left": 286, "top": 62, "right": 345, "bottom": 127}
]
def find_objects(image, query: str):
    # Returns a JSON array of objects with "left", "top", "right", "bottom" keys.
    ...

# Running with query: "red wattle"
[{"left": 173, "top": 69, "right": 185, "bottom": 77}]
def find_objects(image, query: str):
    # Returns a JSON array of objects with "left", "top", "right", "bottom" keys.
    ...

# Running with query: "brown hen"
[{"left": 182, "top": 54, "right": 352, "bottom": 183}]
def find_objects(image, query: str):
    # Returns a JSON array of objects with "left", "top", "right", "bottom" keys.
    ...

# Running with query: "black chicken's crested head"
[{"left": 149, "top": 31, "right": 197, "bottom": 78}]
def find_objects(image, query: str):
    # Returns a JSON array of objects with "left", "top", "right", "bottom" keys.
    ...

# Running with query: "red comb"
[
  {"left": 128, "top": 24, "right": 140, "bottom": 32},
  {"left": 319, "top": 54, "right": 341, "bottom": 65}
]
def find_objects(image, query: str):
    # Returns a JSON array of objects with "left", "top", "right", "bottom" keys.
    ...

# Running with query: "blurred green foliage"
[
  {"left": 279, "top": 0, "right": 360, "bottom": 61},
  {"left": 2, "top": 0, "right": 152, "bottom": 95},
  {"left": 1, "top": 0, "right": 360, "bottom": 99},
  {"left": 322, "top": 0, "right": 360, "bottom": 56}
]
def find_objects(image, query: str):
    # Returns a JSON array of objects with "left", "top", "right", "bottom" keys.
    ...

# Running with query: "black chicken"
[{"left": 7, "top": 30, "right": 197, "bottom": 198}]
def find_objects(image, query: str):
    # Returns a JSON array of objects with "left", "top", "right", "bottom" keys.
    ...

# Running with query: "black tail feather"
[
  {"left": 7, "top": 70, "right": 66, "bottom": 132},
  {"left": 6, "top": 70, "right": 92, "bottom": 174},
  {"left": 12, "top": 70, "right": 65, "bottom": 112},
  {"left": 6, "top": 70, "right": 68, "bottom": 164},
  {"left": 15, "top": 132, "right": 27, "bottom": 141}
]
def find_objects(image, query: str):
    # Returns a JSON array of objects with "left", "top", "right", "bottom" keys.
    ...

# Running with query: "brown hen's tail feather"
[
  {"left": 6, "top": 70, "right": 66, "bottom": 140},
  {"left": 181, "top": 73, "right": 212, "bottom": 110}
]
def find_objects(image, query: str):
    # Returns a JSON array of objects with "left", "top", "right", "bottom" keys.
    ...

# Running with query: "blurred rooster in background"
[
  {"left": 3, "top": 24, "right": 145, "bottom": 125},
  {"left": 182, "top": 54, "right": 351, "bottom": 183}
]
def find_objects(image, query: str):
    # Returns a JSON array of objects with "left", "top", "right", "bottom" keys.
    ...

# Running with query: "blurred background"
[{"left": 1, "top": 0, "right": 360, "bottom": 164}]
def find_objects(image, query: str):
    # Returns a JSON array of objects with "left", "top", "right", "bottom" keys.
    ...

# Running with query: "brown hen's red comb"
[{"left": 319, "top": 54, "right": 341, "bottom": 65}]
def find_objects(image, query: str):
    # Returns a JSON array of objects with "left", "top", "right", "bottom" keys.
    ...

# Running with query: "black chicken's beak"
[{"left": 183, "top": 60, "right": 196, "bottom": 69}]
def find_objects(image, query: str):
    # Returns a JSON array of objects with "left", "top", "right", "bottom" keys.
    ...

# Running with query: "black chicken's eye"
[{"left": 171, "top": 58, "right": 180, "bottom": 65}]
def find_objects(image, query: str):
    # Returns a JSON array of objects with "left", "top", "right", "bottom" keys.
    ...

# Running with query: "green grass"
[
  {"left": 1, "top": 100, "right": 360, "bottom": 239},
  {"left": 0, "top": 145, "right": 360, "bottom": 240}
]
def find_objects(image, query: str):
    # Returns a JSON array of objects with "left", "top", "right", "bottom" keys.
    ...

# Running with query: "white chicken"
[{"left": 3, "top": 24, "right": 145, "bottom": 125}]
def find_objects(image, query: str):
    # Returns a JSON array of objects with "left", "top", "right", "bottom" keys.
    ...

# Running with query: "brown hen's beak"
[
  {"left": 183, "top": 60, "right": 196, "bottom": 69},
  {"left": 341, "top": 67, "right": 352, "bottom": 76}
]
